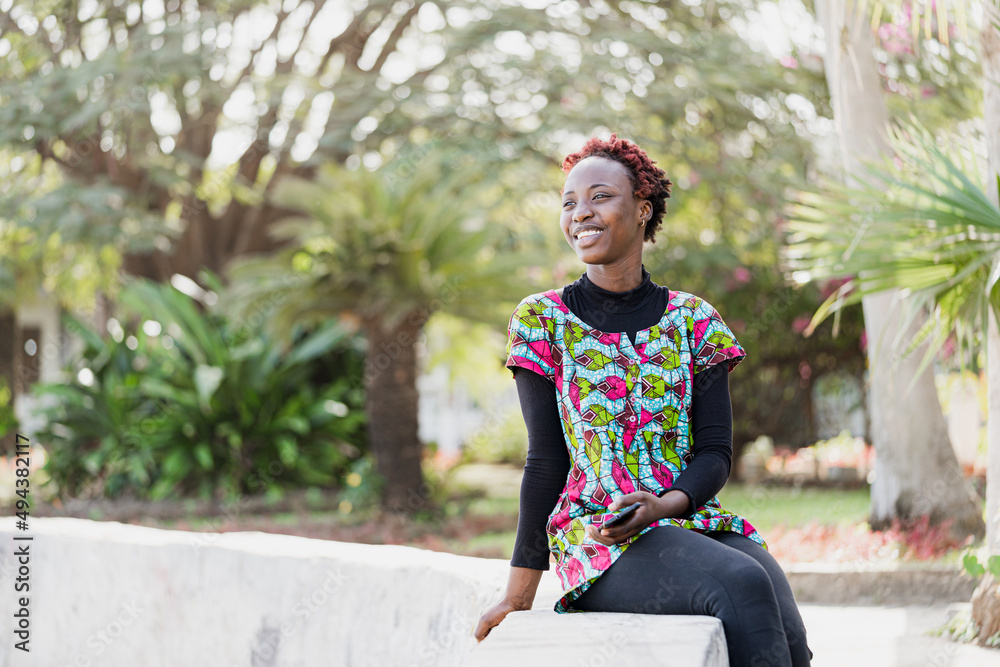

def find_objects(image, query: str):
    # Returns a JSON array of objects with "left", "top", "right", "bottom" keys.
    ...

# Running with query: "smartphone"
[{"left": 602, "top": 501, "right": 642, "bottom": 528}]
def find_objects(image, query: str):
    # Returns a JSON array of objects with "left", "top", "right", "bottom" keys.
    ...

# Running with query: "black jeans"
[{"left": 567, "top": 525, "right": 812, "bottom": 667}]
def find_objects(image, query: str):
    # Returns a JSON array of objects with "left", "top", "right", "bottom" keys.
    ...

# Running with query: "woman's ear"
[{"left": 639, "top": 199, "right": 652, "bottom": 224}]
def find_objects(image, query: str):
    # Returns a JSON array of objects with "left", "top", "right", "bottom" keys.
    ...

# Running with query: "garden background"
[{"left": 1, "top": 0, "right": 1000, "bottom": 657}]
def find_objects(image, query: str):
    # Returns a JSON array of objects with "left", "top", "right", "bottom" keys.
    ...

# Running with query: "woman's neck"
[
  {"left": 574, "top": 265, "right": 654, "bottom": 315},
  {"left": 584, "top": 262, "right": 644, "bottom": 293}
]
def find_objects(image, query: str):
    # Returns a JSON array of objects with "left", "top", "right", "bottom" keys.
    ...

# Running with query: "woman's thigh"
[
  {"left": 569, "top": 524, "right": 778, "bottom": 616},
  {"left": 708, "top": 531, "right": 812, "bottom": 665},
  {"left": 569, "top": 525, "right": 799, "bottom": 667}
]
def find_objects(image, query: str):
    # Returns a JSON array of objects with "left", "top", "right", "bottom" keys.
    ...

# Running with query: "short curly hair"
[{"left": 561, "top": 133, "right": 672, "bottom": 243}]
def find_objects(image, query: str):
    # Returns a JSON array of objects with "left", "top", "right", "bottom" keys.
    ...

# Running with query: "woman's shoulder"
[
  {"left": 666, "top": 289, "right": 716, "bottom": 314},
  {"left": 510, "top": 288, "right": 569, "bottom": 324},
  {"left": 513, "top": 287, "right": 569, "bottom": 310}
]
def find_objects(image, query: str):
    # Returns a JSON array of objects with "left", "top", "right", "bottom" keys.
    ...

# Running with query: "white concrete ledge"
[
  {"left": 0, "top": 518, "right": 725, "bottom": 666},
  {"left": 465, "top": 610, "right": 728, "bottom": 667}
]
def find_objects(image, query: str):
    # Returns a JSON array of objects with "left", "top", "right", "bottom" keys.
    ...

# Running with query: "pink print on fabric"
[
  {"left": 604, "top": 375, "right": 628, "bottom": 400},
  {"left": 652, "top": 461, "right": 675, "bottom": 488},
  {"left": 611, "top": 459, "right": 635, "bottom": 494},
  {"left": 692, "top": 318, "right": 710, "bottom": 349},
  {"left": 527, "top": 340, "right": 554, "bottom": 369},
  {"left": 597, "top": 331, "right": 621, "bottom": 347},
  {"left": 582, "top": 542, "right": 612, "bottom": 571}
]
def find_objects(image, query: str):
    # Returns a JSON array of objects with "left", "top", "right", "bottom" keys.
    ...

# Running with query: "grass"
[{"left": 717, "top": 483, "right": 871, "bottom": 536}]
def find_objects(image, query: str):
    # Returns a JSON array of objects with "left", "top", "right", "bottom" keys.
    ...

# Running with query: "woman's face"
[{"left": 560, "top": 156, "right": 651, "bottom": 266}]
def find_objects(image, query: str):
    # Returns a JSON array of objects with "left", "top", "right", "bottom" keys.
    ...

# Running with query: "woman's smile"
[{"left": 574, "top": 227, "right": 605, "bottom": 246}]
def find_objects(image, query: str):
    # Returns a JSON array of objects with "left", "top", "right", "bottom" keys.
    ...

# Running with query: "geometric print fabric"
[{"left": 505, "top": 288, "right": 766, "bottom": 613}]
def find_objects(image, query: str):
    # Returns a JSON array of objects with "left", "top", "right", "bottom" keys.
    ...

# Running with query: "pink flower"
[
  {"left": 779, "top": 55, "right": 799, "bottom": 69},
  {"left": 733, "top": 267, "right": 751, "bottom": 284}
]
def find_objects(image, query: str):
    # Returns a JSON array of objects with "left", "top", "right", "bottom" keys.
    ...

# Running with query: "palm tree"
[
  {"left": 785, "top": 119, "right": 998, "bottom": 635},
  {"left": 221, "top": 151, "right": 542, "bottom": 514},
  {"left": 815, "top": 0, "right": 987, "bottom": 545}
]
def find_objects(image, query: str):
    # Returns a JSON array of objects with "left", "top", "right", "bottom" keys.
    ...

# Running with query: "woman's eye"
[
  {"left": 562, "top": 201, "right": 574, "bottom": 208},
  {"left": 594, "top": 193, "right": 608, "bottom": 200}
]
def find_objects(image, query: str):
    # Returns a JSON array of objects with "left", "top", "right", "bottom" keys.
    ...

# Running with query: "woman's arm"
[
  {"left": 669, "top": 363, "right": 734, "bottom": 517},
  {"left": 508, "top": 367, "right": 571, "bottom": 571},
  {"left": 475, "top": 368, "right": 567, "bottom": 642}
]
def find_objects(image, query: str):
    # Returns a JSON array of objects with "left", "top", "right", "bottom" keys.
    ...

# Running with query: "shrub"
[{"left": 32, "top": 273, "right": 368, "bottom": 501}]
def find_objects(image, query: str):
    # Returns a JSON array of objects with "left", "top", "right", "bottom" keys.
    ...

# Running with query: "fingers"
[
  {"left": 586, "top": 521, "right": 631, "bottom": 546},
  {"left": 608, "top": 492, "right": 639, "bottom": 511},
  {"left": 473, "top": 619, "right": 493, "bottom": 643}
]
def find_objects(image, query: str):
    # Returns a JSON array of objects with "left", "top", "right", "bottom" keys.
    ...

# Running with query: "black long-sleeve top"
[{"left": 509, "top": 266, "right": 736, "bottom": 570}]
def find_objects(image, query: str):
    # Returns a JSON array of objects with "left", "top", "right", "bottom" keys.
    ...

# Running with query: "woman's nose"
[{"left": 573, "top": 203, "right": 592, "bottom": 222}]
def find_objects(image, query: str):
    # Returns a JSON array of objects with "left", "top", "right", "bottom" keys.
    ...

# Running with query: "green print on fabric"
[
  {"left": 582, "top": 404, "right": 614, "bottom": 427},
  {"left": 641, "top": 374, "right": 667, "bottom": 399},
  {"left": 505, "top": 288, "right": 765, "bottom": 614},
  {"left": 705, "top": 330, "right": 735, "bottom": 348},
  {"left": 624, "top": 445, "right": 640, "bottom": 480},
  {"left": 585, "top": 434, "right": 602, "bottom": 476}
]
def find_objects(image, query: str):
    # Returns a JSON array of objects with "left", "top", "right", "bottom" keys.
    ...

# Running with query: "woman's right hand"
[{"left": 474, "top": 598, "right": 530, "bottom": 642}]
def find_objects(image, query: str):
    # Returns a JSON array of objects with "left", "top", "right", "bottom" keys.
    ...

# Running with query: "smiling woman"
[{"left": 474, "top": 134, "right": 812, "bottom": 666}]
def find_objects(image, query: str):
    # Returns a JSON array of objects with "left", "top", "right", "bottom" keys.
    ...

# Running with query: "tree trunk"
[
  {"left": 973, "top": 0, "right": 1000, "bottom": 641},
  {"left": 817, "top": 0, "right": 984, "bottom": 538},
  {"left": 363, "top": 313, "right": 429, "bottom": 515},
  {"left": 863, "top": 293, "right": 984, "bottom": 537}
]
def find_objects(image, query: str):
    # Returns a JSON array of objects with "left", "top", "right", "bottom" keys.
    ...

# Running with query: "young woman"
[{"left": 473, "top": 134, "right": 811, "bottom": 666}]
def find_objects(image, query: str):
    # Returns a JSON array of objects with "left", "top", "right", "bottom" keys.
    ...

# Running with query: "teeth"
[{"left": 577, "top": 229, "right": 602, "bottom": 239}]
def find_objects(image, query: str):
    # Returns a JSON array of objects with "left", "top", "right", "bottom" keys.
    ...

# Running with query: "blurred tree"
[
  {"left": 808, "top": 0, "right": 984, "bottom": 538},
  {"left": 0, "top": 0, "right": 821, "bottom": 285},
  {"left": 0, "top": 0, "right": 841, "bottom": 420},
  {"left": 973, "top": 0, "right": 1000, "bottom": 643},
  {"left": 792, "top": 0, "right": 1000, "bottom": 635},
  {"left": 221, "top": 153, "right": 539, "bottom": 513},
  {"left": 785, "top": 121, "right": 992, "bottom": 536},
  {"left": 0, "top": 0, "right": 880, "bottom": 485}
]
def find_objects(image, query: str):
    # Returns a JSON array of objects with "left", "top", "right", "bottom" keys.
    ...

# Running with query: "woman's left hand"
[
  {"left": 585, "top": 490, "right": 690, "bottom": 546},
  {"left": 585, "top": 492, "right": 665, "bottom": 546}
]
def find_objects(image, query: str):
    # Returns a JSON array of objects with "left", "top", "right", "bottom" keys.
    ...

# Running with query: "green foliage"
[
  {"left": 0, "top": 376, "right": 16, "bottom": 443},
  {"left": 460, "top": 406, "right": 530, "bottom": 468},
  {"left": 224, "top": 153, "right": 544, "bottom": 339},
  {"left": 335, "top": 455, "right": 385, "bottom": 515},
  {"left": 961, "top": 549, "right": 1000, "bottom": 579},
  {"left": 785, "top": 118, "right": 1000, "bottom": 380},
  {"left": 32, "top": 271, "right": 367, "bottom": 501}
]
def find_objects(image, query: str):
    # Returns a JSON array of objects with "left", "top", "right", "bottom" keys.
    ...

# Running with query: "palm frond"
[
  {"left": 785, "top": 116, "right": 1000, "bottom": 375},
  {"left": 224, "top": 153, "right": 546, "bottom": 339}
]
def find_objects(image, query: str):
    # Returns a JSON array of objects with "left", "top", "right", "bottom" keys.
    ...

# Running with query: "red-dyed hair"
[{"left": 561, "top": 133, "right": 672, "bottom": 242}]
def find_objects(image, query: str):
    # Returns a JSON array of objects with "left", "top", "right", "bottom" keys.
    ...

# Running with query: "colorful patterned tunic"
[{"left": 504, "top": 288, "right": 767, "bottom": 613}]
